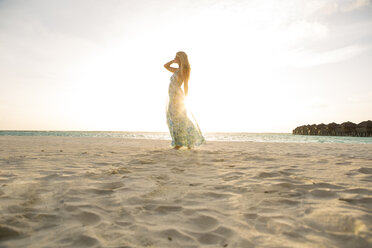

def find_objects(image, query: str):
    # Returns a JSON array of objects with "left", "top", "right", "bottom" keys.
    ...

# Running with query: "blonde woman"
[{"left": 164, "top": 51, "right": 205, "bottom": 149}]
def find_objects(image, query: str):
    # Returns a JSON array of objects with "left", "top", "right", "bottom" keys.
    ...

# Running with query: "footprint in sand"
[
  {"left": 100, "top": 181, "right": 124, "bottom": 190},
  {"left": 244, "top": 213, "right": 258, "bottom": 220},
  {"left": 313, "top": 182, "right": 344, "bottom": 189},
  {"left": 197, "top": 232, "right": 225, "bottom": 245},
  {"left": 0, "top": 225, "right": 21, "bottom": 241},
  {"left": 171, "top": 167, "right": 185, "bottom": 173},
  {"left": 213, "top": 226, "right": 235, "bottom": 238},
  {"left": 335, "top": 161, "right": 352, "bottom": 165},
  {"left": 342, "top": 188, "right": 372, "bottom": 195},
  {"left": 257, "top": 171, "right": 281, "bottom": 178},
  {"left": 130, "top": 158, "right": 156, "bottom": 165},
  {"left": 309, "top": 189, "right": 338, "bottom": 198},
  {"left": 74, "top": 211, "right": 101, "bottom": 226},
  {"left": 59, "top": 234, "right": 99, "bottom": 247},
  {"left": 87, "top": 188, "right": 114, "bottom": 195},
  {"left": 158, "top": 228, "right": 194, "bottom": 243},
  {"left": 154, "top": 205, "right": 183, "bottom": 214},
  {"left": 184, "top": 214, "right": 219, "bottom": 232},
  {"left": 358, "top": 167, "right": 372, "bottom": 174},
  {"left": 305, "top": 211, "right": 368, "bottom": 235},
  {"left": 339, "top": 197, "right": 372, "bottom": 208}
]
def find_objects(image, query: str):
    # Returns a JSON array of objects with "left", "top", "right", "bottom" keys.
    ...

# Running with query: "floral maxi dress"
[{"left": 166, "top": 70, "right": 205, "bottom": 147}]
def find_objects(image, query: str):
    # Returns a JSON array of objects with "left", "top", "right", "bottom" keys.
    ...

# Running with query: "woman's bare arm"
[
  {"left": 184, "top": 81, "right": 188, "bottom": 96},
  {"left": 164, "top": 60, "right": 178, "bottom": 73}
]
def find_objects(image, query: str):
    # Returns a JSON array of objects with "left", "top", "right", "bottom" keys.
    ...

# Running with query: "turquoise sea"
[{"left": 1, "top": 131, "right": 372, "bottom": 144}]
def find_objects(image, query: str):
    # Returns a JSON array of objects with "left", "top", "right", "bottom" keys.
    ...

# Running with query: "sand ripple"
[{"left": 0, "top": 136, "right": 371, "bottom": 247}]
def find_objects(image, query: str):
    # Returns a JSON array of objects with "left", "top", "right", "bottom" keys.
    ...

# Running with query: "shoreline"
[{"left": 1, "top": 132, "right": 372, "bottom": 145}]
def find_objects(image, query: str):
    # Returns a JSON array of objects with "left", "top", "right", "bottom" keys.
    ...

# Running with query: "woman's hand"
[{"left": 164, "top": 59, "right": 178, "bottom": 73}]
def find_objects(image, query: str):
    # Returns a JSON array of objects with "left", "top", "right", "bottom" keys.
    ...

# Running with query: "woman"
[{"left": 164, "top": 51, "right": 205, "bottom": 149}]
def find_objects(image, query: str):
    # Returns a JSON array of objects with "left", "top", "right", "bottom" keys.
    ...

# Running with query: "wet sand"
[{"left": 0, "top": 136, "right": 371, "bottom": 247}]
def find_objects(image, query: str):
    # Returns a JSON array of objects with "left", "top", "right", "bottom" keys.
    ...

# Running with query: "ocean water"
[{"left": 1, "top": 131, "right": 372, "bottom": 144}]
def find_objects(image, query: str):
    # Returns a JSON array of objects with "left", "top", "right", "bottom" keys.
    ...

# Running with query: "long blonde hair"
[{"left": 176, "top": 51, "right": 190, "bottom": 84}]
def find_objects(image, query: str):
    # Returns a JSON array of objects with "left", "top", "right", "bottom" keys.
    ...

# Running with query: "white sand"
[{"left": 0, "top": 136, "right": 371, "bottom": 248}]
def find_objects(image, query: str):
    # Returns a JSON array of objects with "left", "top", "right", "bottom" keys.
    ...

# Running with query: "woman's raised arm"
[
  {"left": 164, "top": 60, "right": 178, "bottom": 73},
  {"left": 183, "top": 81, "right": 188, "bottom": 96}
]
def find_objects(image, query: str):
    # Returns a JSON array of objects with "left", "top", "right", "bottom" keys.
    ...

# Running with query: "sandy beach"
[{"left": 0, "top": 136, "right": 371, "bottom": 248}]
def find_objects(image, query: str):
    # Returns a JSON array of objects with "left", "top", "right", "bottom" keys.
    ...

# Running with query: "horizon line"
[{"left": 0, "top": 129, "right": 292, "bottom": 134}]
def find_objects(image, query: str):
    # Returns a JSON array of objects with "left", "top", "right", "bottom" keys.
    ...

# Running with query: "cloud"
[
  {"left": 338, "top": 0, "right": 370, "bottom": 12},
  {"left": 286, "top": 44, "right": 372, "bottom": 67},
  {"left": 303, "top": 0, "right": 371, "bottom": 17}
]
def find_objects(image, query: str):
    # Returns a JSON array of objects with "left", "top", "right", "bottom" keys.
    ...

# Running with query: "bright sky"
[{"left": 0, "top": 0, "right": 371, "bottom": 132}]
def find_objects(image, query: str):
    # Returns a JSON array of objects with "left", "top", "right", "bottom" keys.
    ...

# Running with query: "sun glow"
[
  {"left": 63, "top": 2, "right": 327, "bottom": 133},
  {"left": 2, "top": 1, "right": 370, "bottom": 132}
]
